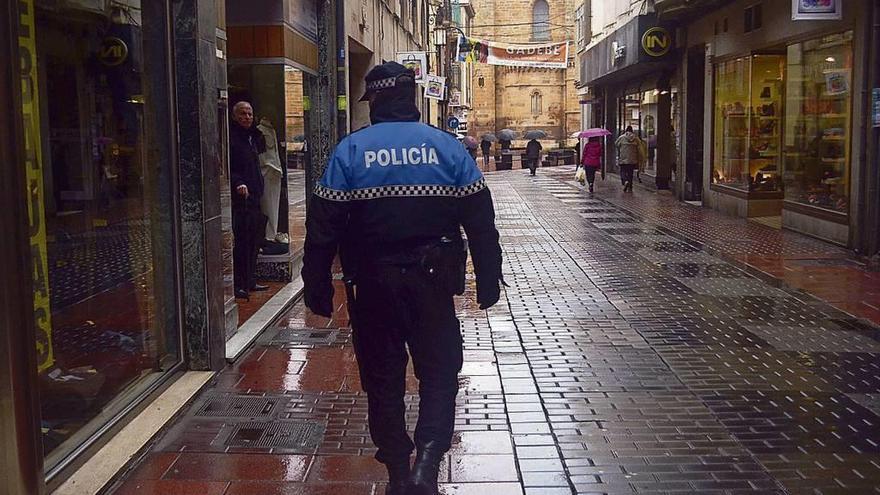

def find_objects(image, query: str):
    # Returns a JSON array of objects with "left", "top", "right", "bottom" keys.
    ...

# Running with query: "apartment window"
[
  {"left": 532, "top": 0, "right": 550, "bottom": 41},
  {"left": 531, "top": 91, "right": 543, "bottom": 115},
  {"left": 575, "top": 5, "right": 585, "bottom": 47},
  {"left": 744, "top": 3, "right": 763, "bottom": 33}
]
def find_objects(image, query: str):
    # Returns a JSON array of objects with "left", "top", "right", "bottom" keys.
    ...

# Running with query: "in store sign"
[
  {"left": 98, "top": 37, "right": 128, "bottom": 66},
  {"left": 872, "top": 88, "right": 880, "bottom": 128},
  {"left": 611, "top": 41, "right": 626, "bottom": 64},
  {"left": 641, "top": 27, "right": 672, "bottom": 57}
]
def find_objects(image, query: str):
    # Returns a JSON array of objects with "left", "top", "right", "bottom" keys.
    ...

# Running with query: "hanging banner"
[
  {"left": 457, "top": 36, "right": 569, "bottom": 69},
  {"left": 424, "top": 75, "right": 446, "bottom": 100},
  {"left": 19, "top": 0, "right": 55, "bottom": 373}
]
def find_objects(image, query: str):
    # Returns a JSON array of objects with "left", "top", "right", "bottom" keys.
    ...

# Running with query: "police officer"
[{"left": 301, "top": 62, "right": 503, "bottom": 495}]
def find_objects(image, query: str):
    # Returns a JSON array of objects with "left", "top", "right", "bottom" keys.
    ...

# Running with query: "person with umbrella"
[
  {"left": 574, "top": 128, "right": 611, "bottom": 192},
  {"left": 581, "top": 136, "right": 603, "bottom": 193},
  {"left": 479, "top": 134, "right": 494, "bottom": 170},
  {"left": 462, "top": 136, "right": 479, "bottom": 162},
  {"left": 523, "top": 130, "right": 546, "bottom": 176}
]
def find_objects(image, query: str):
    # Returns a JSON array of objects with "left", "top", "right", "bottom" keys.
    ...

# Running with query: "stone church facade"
[{"left": 469, "top": 0, "right": 580, "bottom": 145}]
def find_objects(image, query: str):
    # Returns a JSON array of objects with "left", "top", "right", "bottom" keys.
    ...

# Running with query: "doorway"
[{"left": 685, "top": 45, "right": 706, "bottom": 201}]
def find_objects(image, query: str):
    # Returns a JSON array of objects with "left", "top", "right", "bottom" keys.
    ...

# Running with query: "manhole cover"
[
  {"left": 224, "top": 421, "right": 325, "bottom": 451},
  {"left": 196, "top": 396, "right": 279, "bottom": 418}
]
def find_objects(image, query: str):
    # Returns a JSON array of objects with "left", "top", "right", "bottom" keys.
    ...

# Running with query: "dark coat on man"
[{"left": 229, "top": 122, "right": 266, "bottom": 204}]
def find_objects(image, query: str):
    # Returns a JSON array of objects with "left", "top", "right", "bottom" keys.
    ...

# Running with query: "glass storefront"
[
  {"left": 19, "top": 0, "right": 180, "bottom": 471},
  {"left": 782, "top": 31, "right": 853, "bottom": 214},
  {"left": 617, "top": 87, "right": 678, "bottom": 175},
  {"left": 712, "top": 54, "right": 785, "bottom": 192}
]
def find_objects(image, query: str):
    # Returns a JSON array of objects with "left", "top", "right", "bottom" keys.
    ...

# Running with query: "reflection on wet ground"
[{"left": 111, "top": 167, "right": 880, "bottom": 494}]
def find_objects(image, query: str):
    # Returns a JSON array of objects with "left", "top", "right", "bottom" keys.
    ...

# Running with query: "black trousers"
[
  {"left": 619, "top": 164, "right": 636, "bottom": 185},
  {"left": 232, "top": 202, "right": 265, "bottom": 292},
  {"left": 350, "top": 264, "right": 463, "bottom": 466},
  {"left": 525, "top": 157, "right": 538, "bottom": 175},
  {"left": 584, "top": 167, "right": 597, "bottom": 184}
]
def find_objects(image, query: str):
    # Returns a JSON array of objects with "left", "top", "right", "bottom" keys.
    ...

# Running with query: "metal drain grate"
[
  {"left": 789, "top": 258, "right": 860, "bottom": 267},
  {"left": 269, "top": 328, "right": 339, "bottom": 346},
  {"left": 225, "top": 421, "right": 325, "bottom": 451},
  {"left": 196, "top": 396, "right": 279, "bottom": 418}
]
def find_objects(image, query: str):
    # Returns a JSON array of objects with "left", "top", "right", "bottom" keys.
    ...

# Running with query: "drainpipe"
[{"left": 862, "top": 0, "right": 880, "bottom": 268}]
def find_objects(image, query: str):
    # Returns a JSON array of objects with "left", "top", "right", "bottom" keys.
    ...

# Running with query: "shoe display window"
[
  {"left": 781, "top": 31, "right": 853, "bottom": 214},
  {"left": 712, "top": 54, "right": 785, "bottom": 192}
]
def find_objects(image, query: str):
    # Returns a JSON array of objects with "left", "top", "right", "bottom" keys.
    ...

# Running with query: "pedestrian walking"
[
  {"left": 581, "top": 136, "right": 603, "bottom": 193},
  {"left": 615, "top": 125, "right": 640, "bottom": 192},
  {"left": 229, "top": 101, "right": 269, "bottom": 299},
  {"left": 301, "top": 61, "right": 503, "bottom": 495},
  {"left": 480, "top": 138, "right": 492, "bottom": 170},
  {"left": 525, "top": 138, "right": 542, "bottom": 176}
]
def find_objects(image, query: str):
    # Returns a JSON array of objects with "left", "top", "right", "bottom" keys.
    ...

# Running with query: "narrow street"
[{"left": 110, "top": 167, "right": 880, "bottom": 495}]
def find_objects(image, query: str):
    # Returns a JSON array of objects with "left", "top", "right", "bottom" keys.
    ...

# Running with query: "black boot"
[
  {"left": 385, "top": 461, "right": 410, "bottom": 495},
  {"left": 408, "top": 443, "right": 444, "bottom": 495}
]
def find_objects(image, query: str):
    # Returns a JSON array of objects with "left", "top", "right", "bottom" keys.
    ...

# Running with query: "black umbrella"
[
  {"left": 497, "top": 129, "right": 517, "bottom": 141},
  {"left": 523, "top": 130, "right": 547, "bottom": 140},
  {"left": 480, "top": 133, "right": 498, "bottom": 142}
]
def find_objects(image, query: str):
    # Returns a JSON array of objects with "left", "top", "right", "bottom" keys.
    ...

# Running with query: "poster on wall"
[
  {"left": 792, "top": 0, "right": 842, "bottom": 20},
  {"left": 449, "top": 90, "right": 462, "bottom": 107},
  {"left": 396, "top": 51, "right": 428, "bottom": 83},
  {"left": 424, "top": 75, "right": 446, "bottom": 100},
  {"left": 824, "top": 69, "right": 850, "bottom": 95}
]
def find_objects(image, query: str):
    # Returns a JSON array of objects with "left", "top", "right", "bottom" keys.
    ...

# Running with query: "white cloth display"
[{"left": 257, "top": 118, "right": 283, "bottom": 242}]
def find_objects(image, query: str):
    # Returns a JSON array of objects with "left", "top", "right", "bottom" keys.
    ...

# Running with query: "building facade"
[
  {"left": 469, "top": 0, "right": 580, "bottom": 146},
  {"left": 345, "top": 0, "right": 431, "bottom": 131},
  {"left": 579, "top": 0, "right": 880, "bottom": 255},
  {"left": 0, "top": 0, "right": 343, "bottom": 492}
]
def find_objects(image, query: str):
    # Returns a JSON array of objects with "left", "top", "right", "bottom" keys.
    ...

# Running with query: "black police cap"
[{"left": 359, "top": 61, "right": 417, "bottom": 101}]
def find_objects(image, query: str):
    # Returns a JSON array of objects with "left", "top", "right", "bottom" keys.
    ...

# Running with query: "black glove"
[
  {"left": 304, "top": 280, "right": 334, "bottom": 317},
  {"left": 476, "top": 277, "right": 501, "bottom": 310}
]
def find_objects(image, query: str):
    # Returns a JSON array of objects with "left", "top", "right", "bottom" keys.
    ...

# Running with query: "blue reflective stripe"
[{"left": 316, "top": 122, "right": 485, "bottom": 201}]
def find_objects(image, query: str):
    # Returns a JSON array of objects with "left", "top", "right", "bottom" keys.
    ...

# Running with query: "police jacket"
[
  {"left": 302, "top": 116, "right": 502, "bottom": 308},
  {"left": 229, "top": 122, "right": 265, "bottom": 205}
]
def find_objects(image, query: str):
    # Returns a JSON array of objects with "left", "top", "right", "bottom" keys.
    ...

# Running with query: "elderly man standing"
[{"left": 230, "top": 101, "right": 268, "bottom": 299}]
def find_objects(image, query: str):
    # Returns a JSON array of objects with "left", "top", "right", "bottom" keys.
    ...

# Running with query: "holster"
[{"left": 418, "top": 237, "right": 467, "bottom": 296}]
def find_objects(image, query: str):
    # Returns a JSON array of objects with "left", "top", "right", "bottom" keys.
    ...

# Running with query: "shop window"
[
  {"left": 18, "top": 0, "right": 181, "bottom": 470},
  {"left": 531, "top": 91, "right": 543, "bottom": 115},
  {"left": 712, "top": 54, "right": 785, "bottom": 191},
  {"left": 532, "top": 0, "right": 551, "bottom": 41},
  {"left": 782, "top": 31, "right": 853, "bottom": 213}
]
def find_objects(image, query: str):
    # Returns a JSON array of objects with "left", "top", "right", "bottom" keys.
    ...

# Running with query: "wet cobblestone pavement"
[{"left": 110, "top": 168, "right": 880, "bottom": 494}]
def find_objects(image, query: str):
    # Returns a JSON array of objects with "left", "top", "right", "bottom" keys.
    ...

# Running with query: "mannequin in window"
[{"left": 257, "top": 117, "right": 288, "bottom": 255}]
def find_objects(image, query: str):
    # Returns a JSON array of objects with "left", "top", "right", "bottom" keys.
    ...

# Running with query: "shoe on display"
[
  {"left": 235, "top": 289, "right": 249, "bottom": 299},
  {"left": 274, "top": 233, "right": 290, "bottom": 244},
  {"left": 251, "top": 284, "right": 269, "bottom": 291}
]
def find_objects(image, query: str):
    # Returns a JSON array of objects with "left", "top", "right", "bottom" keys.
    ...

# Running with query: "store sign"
[
  {"left": 396, "top": 51, "right": 428, "bottom": 83},
  {"left": 792, "top": 0, "right": 842, "bottom": 20},
  {"left": 641, "top": 27, "right": 671, "bottom": 57},
  {"left": 424, "top": 74, "right": 446, "bottom": 100},
  {"left": 457, "top": 36, "right": 569, "bottom": 69},
  {"left": 611, "top": 41, "right": 626, "bottom": 63},
  {"left": 18, "top": 0, "right": 55, "bottom": 373},
  {"left": 98, "top": 37, "right": 129, "bottom": 66},
  {"left": 872, "top": 88, "right": 880, "bottom": 128}
]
